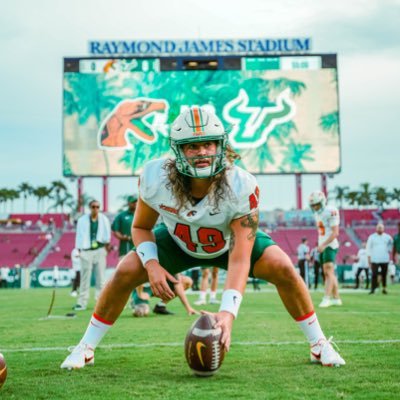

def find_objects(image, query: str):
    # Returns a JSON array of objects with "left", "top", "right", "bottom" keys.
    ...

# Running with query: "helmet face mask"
[
  {"left": 169, "top": 106, "right": 228, "bottom": 179},
  {"left": 309, "top": 191, "right": 327, "bottom": 214}
]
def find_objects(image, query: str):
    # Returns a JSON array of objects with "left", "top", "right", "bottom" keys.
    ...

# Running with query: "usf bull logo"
[
  {"left": 223, "top": 89, "right": 296, "bottom": 149},
  {"left": 98, "top": 98, "right": 169, "bottom": 149}
]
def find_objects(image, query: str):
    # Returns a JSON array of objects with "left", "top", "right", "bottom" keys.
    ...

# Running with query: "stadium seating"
[
  {"left": 342, "top": 209, "right": 400, "bottom": 226},
  {"left": 0, "top": 233, "right": 48, "bottom": 267},
  {"left": 9, "top": 213, "right": 68, "bottom": 228},
  {"left": 269, "top": 227, "right": 357, "bottom": 264},
  {"left": 354, "top": 226, "right": 397, "bottom": 243}
]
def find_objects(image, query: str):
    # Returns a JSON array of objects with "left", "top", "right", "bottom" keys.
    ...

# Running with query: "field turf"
[{"left": 0, "top": 285, "right": 399, "bottom": 399}]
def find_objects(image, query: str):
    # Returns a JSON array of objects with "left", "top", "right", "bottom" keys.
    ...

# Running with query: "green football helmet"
[{"left": 169, "top": 106, "right": 228, "bottom": 178}]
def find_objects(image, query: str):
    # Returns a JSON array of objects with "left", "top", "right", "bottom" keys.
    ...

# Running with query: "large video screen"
[{"left": 63, "top": 55, "right": 340, "bottom": 176}]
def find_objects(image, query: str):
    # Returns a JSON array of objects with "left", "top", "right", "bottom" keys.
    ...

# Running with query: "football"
[
  {"left": 133, "top": 303, "right": 150, "bottom": 317},
  {"left": 0, "top": 353, "right": 7, "bottom": 389},
  {"left": 184, "top": 314, "right": 225, "bottom": 377}
]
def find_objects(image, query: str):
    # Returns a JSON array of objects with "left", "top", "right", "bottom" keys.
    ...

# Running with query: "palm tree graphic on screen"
[{"left": 98, "top": 98, "right": 168, "bottom": 149}]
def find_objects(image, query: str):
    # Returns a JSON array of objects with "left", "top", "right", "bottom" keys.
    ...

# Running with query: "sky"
[{"left": 1, "top": 0, "right": 399, "bottom": 213}]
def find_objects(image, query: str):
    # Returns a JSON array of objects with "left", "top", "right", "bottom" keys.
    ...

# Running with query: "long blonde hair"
[{"left": 164, "top": 144, "right": 240, "bottom": 212}]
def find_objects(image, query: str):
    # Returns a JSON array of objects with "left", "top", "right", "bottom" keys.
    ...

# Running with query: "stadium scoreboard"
[{"left": 63, "top": 54, "right": 340, "bottom": 177}]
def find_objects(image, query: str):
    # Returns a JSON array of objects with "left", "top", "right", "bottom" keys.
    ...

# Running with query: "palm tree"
[
  {"left": 7, "top": 189, "right": 20, "bottom": 212},
  {"left": 391, "top": 188, "right": 400, "bottom": 209},
  {"left": 374, "top": 187, "right": 390, "bottom": 210},
  {"left": 77, "top": 193, "right": 93, "bottom": 213},
  {"left": 345, "top": 191, "right": 359, "bottom": 207},
  {"left": 358, "top": 183, "right": 374, "bottom": 207},
  {"left": 333, "top": 185, "right": 349, "bottom": 209},
  {"left": 50, "top": 181, "right": 68, "bottom": 212},
  {"left": 0, "top": 189, "right": 7, "bottom": 213},
  {"left": 32, "top": 186, "right": 52, "bottom": 213},
  {"left": 48, "top": 192, "right": 74, "bottom": 214},
  {"left": 18, "top": 182, "right": 33, "bottom": 213}
]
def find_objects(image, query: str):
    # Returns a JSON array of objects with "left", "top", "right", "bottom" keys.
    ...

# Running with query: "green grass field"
[{"left": 0, "top": 285, "right": 399, "bottom": 400}]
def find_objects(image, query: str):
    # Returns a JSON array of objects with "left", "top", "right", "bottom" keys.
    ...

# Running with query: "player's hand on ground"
[
  {"left": 187, "top": 306, "right": 200, "bottom": 316},
  {"left": 145, "top": 260, "right": 178, "bottom": 301},
  {"left": 202, "top": 310, "right": 234, "bottom": 352}
]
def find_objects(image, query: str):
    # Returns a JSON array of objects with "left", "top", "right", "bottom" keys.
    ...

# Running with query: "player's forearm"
[
  {"left": 131, "top": 227, "right": 155, "bottom": 247},
  {"left": 225, "top": 259, "right": 251, "bottom": 294}
]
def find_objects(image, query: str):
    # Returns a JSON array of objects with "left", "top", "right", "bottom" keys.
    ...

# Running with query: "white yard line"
[
  {"left": 2, "top": 339, "right": 399, "bottom": 353},
  {"left": 245, "top": 311, "right": 400, "bottom": 314}
]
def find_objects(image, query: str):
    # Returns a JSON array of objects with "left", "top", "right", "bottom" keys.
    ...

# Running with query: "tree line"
[
  {"left": 0, "top": 181, "right": 77, "bottom": 214},
  {"left": 332, "top": 183, "right": 400, "bottom": 209}
]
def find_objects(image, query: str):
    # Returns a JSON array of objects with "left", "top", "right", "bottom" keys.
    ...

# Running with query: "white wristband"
[
  {"left": 219, "top": 289, "right": 243, "bottom": 319},
  {"left": 136, "top": 241, "right": 159, "bottom": 268}
]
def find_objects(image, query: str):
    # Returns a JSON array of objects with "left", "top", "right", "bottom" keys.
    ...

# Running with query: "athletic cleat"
[
  {"left": 330, "top": 298, "right": 343, "bottom": 306},
  {"left": 310, "top": 337, "right": 345, "bottom": 367},
  {"left": 209, "top": 298, "right": 220, "bottom": 304},
  {"left": 194, "top": 299, "right": 207, "bottom": 306},
  {"left": 153, "top": 304, "right": 175, "bottom": 315},
  {"left": 70, "top": 291, "right": 78, "bottom": 298},
  {"left": 318, "top": 297, "right": 332, "bottom": 308},
  {"left": 60, "top": 343, "right": 94, "bottom": 370},
  {"left": 73, "top": 304, "right": 86, "bottom": 311}
]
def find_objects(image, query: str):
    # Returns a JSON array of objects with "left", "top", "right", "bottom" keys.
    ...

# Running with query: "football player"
[
  {"left": 61, "top": 106, "right": 345, "bottom": 369},
  {"left": 309, "top": 191, "right": 343, "bottom": 308}
]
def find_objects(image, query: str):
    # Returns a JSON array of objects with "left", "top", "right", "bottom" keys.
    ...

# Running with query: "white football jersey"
[
  {"left": 314, "top": 205, "right": 340, "bottom": 249},
  {"left": 140, "top": 158, "right": 259, "bottom": 259}
]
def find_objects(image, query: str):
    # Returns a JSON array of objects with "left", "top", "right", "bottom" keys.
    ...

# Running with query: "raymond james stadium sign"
[{"left": 88, "top": 38, "right": 311, "bottom": 56}]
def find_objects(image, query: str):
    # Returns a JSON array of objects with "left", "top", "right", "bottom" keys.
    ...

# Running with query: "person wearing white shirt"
[
  {"left": 366, "top": 223, "right": 393, "bottom": 295},
  {"left": 354, "top": 242, "right": 369, "bottom": 289},
  {"left": 74, "top": 200, "right": 111, "bottom": 310},
  {"left": 297, "top": 238, "right": 310, "bottom": 287}
]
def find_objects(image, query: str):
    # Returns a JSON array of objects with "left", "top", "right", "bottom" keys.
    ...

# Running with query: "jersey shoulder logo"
[{"left": 159, "top": 204, "right": 178, "bottom": 215}]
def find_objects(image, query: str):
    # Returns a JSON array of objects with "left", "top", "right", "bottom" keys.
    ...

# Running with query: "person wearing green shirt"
[
  {"left": 112, "top": 195, "right": 138, "bottom": 259},
  {"left": 392, "top": 222, "right": 400, "bottom": 266}
]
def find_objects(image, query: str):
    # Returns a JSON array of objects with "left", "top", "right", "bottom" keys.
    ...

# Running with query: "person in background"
[
  {"left": 392, "top": 222, "right": 400, "bottom": 267},
  {"left": 132, "top": 274, "right": 198, "bottom": 317},
  {"left": 366, "top": 222, "right": 393, "bottom": 295},
  {"left": 310, "top": 243, "right": 323, "bottom": 290},
  {"left": 0, "top": 266, "right": 10, "bottom": 288},
  {"left": 297, "top": 238, "right": 310, "bottom": 288},
  {"left": 354, "top": 242, "right": 369, "bottom": 290},
  {"left": 194, "top": 267, "right": 220, "bottom": 305},
  {"left": 190, "top": 266, "right": 201, "bottom": 291},
  {"left": 74, "top": 200, "right": 111, "bottom": 311},
  {"left": 70, "top": 247, "right": 81, "bottom": 297},
  {"left": 112, "top": 195, "right": 138, "bottom": 259},
  {"left": 388, "top": 260, "right": 396, "bottom": 284},
  {"left": 309, "top": 191, "right": 342, "bottom": 308}
]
